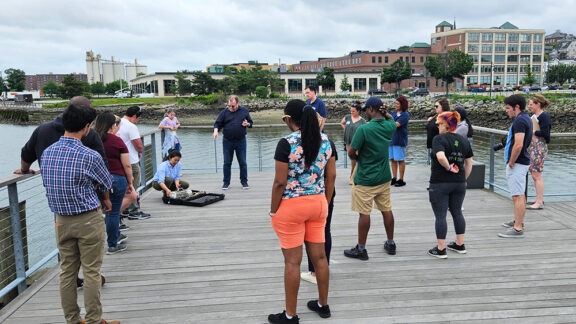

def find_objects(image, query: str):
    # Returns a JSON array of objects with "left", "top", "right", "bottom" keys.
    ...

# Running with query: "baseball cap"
[{"left": 362, "top": 96, "right": 383, "bottom": 110}]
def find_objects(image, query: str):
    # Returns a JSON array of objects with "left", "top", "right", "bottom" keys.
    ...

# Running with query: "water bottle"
[{"left": 170, "top": 192, "right": 178, "bottom": 199}]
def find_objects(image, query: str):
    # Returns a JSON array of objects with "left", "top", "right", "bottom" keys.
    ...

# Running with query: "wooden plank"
[{"left": 1, "top": 165, "right": 576, "bottom": 323}]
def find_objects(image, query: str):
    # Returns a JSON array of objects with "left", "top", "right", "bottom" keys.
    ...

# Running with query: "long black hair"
[
  {"left": 300, "top": 106, "right": 321, "bottom": 169},
  {"left": 93, "top": 112, "right": 116, "bottom": 142}
]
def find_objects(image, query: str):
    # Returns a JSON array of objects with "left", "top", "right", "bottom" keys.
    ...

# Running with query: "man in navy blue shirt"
[
  {"left": 213, "top": 95, "right": 253, "bottom": 190},
  {"left": 305, "top": 85, "right": 327, "bottom": 131},
  {"left": 40, "top": 98, "right": 117, "bottom": 324},
  {"left": 499, "top": 94, "right": 532, "bottom": 238}
]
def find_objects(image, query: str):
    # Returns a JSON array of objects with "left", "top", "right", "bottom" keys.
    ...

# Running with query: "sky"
[{"left": 1, "top": 0, "right": 575, "bottom": 76}]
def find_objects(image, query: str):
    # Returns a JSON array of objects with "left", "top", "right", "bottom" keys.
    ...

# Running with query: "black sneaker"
[
  {"left": 344, "top": 245, "right": 369, "bottom": 260},
  {"left": 127, "top": 211, "right": 151, "bottom": 220},
  {"left": 268, "top": 311, "right": 299, "bottom": 323},
  {"left": 307, "top": 300, "right": 331, "bottom": 318},
  {"left": 394, "top": 179, "right": 406, "bottom": 187},
  {"left": 446, "top": 242, "right": 467, "bottom": 254},
  {"left": 390, "top": 177, "right": 397, "bottom": 186},
  {"left": 119, "top": 223, "right": 130, "bottom": 231},
  {"left": 428, "top": 246, "right": 447, "bottom": 259},
  {"left": 117, "top": 233, "right": 128, "bottom": 245},
  {"left": 384, "top": 241, "right": 396, "bottom": 255}
]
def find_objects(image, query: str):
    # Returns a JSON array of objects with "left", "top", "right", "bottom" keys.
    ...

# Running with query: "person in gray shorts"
[{"left": 498, "top": 94, "right": 532, "bottom": 238}]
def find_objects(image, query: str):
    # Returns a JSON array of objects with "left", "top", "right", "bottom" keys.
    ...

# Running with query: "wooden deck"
[{"left": 1, "top": 165, "right": 576, "bottom": 323}]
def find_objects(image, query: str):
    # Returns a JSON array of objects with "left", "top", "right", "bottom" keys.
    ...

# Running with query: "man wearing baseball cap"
[{"left": 343, "top": 96, "right": 398, "bottom": 261}]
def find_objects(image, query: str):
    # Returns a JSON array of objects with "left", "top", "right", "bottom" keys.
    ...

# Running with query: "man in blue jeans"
[{"left": 213, "top": 95, "right": 253, "bottom": 190}]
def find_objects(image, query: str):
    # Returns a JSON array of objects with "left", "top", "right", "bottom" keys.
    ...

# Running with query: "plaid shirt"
[{"left": 41, "top": 136, "right": 112, "bottom": 216}]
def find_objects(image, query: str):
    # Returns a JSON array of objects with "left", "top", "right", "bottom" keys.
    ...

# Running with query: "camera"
[{"left": 492, "top": 137, "right": 507, "bottom": 151}]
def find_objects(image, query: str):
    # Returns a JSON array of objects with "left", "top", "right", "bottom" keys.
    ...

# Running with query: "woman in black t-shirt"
[
  {"left": 427, "top": 111, "right": 474, "bottom": 259},
  {"left": 425, "top": 97, "right": 450, "bottom": 164}
]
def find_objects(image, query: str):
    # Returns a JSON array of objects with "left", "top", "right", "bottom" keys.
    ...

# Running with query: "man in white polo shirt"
[{"left": 117, "top": 105, "right": 151, "bottom": 220}]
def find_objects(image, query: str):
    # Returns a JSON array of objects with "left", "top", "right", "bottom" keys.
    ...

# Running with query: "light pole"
[{"left": 489, "top": 62, "right": 494, "bottom": 97}]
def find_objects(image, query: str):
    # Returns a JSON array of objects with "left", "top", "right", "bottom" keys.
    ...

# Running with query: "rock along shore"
[{"left": 2, "top": 98, "right": 576, "bottom": 132}]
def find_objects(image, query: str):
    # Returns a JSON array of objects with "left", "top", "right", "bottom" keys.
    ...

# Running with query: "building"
[
  {"left": 25, "top": 73, "right": 87, "bottom": 91},
  {"left": 430, "top": 21, "right": 546, "bottom": 88},
  {"left": 86, "top": 50, "right": 147, "bottom": 85}
]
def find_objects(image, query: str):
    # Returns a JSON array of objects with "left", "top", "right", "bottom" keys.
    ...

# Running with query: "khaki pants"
[
  {"left": 127, "top": 162, "right": 141, "bottom": 213},
  {"left": 56, "top": 210, "right": 105, "bottom": 324}
]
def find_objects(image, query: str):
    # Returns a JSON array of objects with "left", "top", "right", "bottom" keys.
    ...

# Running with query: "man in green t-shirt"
[{"left": 344, "top": 96, "right": 398, "bottom": 261}]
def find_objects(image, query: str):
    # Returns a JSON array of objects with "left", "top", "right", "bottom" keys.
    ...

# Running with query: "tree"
[
  {"left": 425, "top": 50, "right": 473, "bottom": 95},
  {"left": 59, "top": 74, "right": 89, "bottom": 99},
  {"left": 0, "top": 75, "right": 9, "bottom": 93},
  {"left": 254, "top": 85, "right": 269, "bottom": 98},
  {"left": 546, "top": 64, "right": 576, "bottom": 85},
  {"left": 4, "top": 68, "right": 26, "bottom": 91},
  {"left": 381, "top": 58, "right": 412, "bottom": 95},
  {"left": 105, "top": 80, "right": 127, "bottom": 95},
  {"left": 190, "top": 71, "right": 217, "bottom": 95},
  {"left": 340, "top": 74, "right": 352, "bottom": 91},
  {"left": 42, "top": 81, "right": 60, "bottom": 97},
  {"left": 90, "top": 82, "right": 106, "bottom": 97},
  {"left": 521, "top": 63, "right": 536, "bottom": 86},
  {"left": 316, "top": 67, "right": 335, "bottom": 94},
  {"left": 398, "top": 45, "right": 411, "bottom": 52},
  {"left": 174, "top": 71, "right": 193, "bottom": 96}
]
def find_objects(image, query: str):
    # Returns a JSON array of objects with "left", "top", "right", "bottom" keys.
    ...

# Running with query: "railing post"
[
  {"left": 150, "top": 132, "right": 158, "bottom": 175},
  {"left": 214, "top": 138, "right": 218, "bottom": 173},
  {"left": 489, "top": 133, "right": 495, "bottom": 191},
  {"left": 7, "top": 183, "right": 27, "bottom": 294},
  {"left": 138, "top": 135, "right": 146, "bottom": 194},
  {"left": 258, "top": 132, "right": 263, "bottom": 172}
]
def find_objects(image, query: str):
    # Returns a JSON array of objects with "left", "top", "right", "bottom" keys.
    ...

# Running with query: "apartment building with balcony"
[{"left": 431, "top": 21, "right": 546, "bottom": 88}]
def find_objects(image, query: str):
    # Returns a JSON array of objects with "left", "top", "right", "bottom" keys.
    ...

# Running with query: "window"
[
  {"left": 385, "top": 56, "right": 388, "bottom": 63},
  {"left": 533, "top": 34, "right": 542, "bottom": 42},
  {"left": 482, "top": 33, "right": 493, "bottom": 42},
  {"left": 521, "top": 44, "right": 531, "bottom": 52},
  {"left": 480, "top": 76, "right": 490, "bottom": 84},
  {"left": 495, "top": 33, "right": 506, "bottom": 42},
  {"left": 532, "top": 65, "right": 541, "bottom": 72},
  {"left": 378, "top": 56, "right": 382, "bottom": 63},
  {"left": 369, "top": 78, "right": 378, "bottom": 90},
  {"left": 507, "top": 66, "right": 518, "bottom": 73},
  {"left": 507, "top": 55, "right": 518, "bottom": 62},
  {"left": 471, "top": 55, "right": 479, "bottom": 63},
  {"left": 533, "top": 55, "right": 542, "bottom": 62},
  {"left": 405, "top": 56, "right": 409, "bottom": 62},
  {"left": 468, "top": 44, "right": 479, "bottom": 52},
  {"left": 481, "top": 65, "right": 493, "bottom": 73},
  {"left": 305, "top": 79, "right": 318, "bottom": 88},
  {"left": 495, "top": 44, "right": 506, "bottom": 52},
  {"left": 520, "top": 34, "right": 531, "bottom": 42},
  {"left": 507, "top": 75, "right": 518, "bottom": 85},
  {"left": 482, "top": 44, "right": 492, "bottom": 52},
  {"left": 493, "top": 75, "right": 502, "bottom": 86},
  {"left": 288, "top": 79, "right": 302, "bottom": 92},
  {"left": 494, "top": 55, "right": 505, "bottom": 63},
  {"left": 467, "top": 76, "right": 478, "bottom": 85},
  {"left": 481, "top": 55, "right": 492, "bottom": 63},
  {"left": 354, "top": 78, "right": 367, "bottom": 91},
  {"left": 468, "top": 32, "right": 480, "bottom": 41},
  {"left": 520, "top": 55, "right": 530, "bottom": 62},
  {"left": 493, "top": 65, "right": 505, "bottom": 73},
  {"left": 372, "top": 56, "right": 376, "bottom": 63},
  {"left": 508, "top": 33, "right": 519, "bottom": 42},
  {"left": 411, "top": 56, "right": 415, "bottom": 63},
  {"left": 420, "top": 56, "right": 424, "bottom": 63},
  {"left": 520, "top": 65, "right": 529, "bottom": 72},
  {"left": 508, "top": 44, "right": 518, "bottom": 52},
  {"left": 471, "top": 65, "right": 478, "bottom": 73},
  {"left": 533, "top": 45, "right": 542, "bottom": 53}
]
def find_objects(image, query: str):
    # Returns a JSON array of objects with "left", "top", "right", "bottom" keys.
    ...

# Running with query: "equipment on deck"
[{"left": 162, "top": 189, "right": 225, "bottom": 207}]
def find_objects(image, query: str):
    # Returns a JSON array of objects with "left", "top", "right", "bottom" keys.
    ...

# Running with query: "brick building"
[{"left": 25, "top": 73, "right": 87, "bottom": 91}]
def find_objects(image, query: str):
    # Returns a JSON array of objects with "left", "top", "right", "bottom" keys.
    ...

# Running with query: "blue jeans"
[
  {"left": 222, "top": 137, "right": 248, "bottom": 186},
  {"left": 106, "top": 174, "right": 127, "bottom": 248}
]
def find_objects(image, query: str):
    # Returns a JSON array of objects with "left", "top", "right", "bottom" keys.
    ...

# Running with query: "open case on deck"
[{"left": 162, "top": 190, "right": 225, "bottom": 207}]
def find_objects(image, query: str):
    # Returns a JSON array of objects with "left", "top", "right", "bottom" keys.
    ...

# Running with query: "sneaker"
[
  {"left": 501, "top": 220, "right": 524, "bottom": 229},
  {"left": 127, "top": 212, "right": 151, "bottom": 220},
  {"left": 390, "top": 177, "right": 397, "bottom": 186},
  {"left": 106, "top": 242, "right": 127, "bottom": 255},
  {"left": 117, "top": 233, "right": 128, "bottom": 244},
  {"left": 307, "top": 300, "right": 331, "bottom": 318},
  {"left": 242, "top": 184, "right": 250, "bottom": 190},
  {"left": 80, "top": 320, "right": 121, "bottom": 324},
  {"left": 222, "top": 184, "right": 230, "bottom": 190},
  {"left": 119, "top": 223, "right": 130, "bottom": 231},
  {"left": 267, "top": 311, "right": 299, "bottom": 323},
  {"left": 344, "top": 245, "right": 369, "bottom": 260},
  {"left": 446, "top": 242, "right": 467, "bottom": 254},
  {"left": 300, "top": 271, "right": 317, "bottom": 284},
  {"left": 121, "top": 210, "right": 130, "bottom": 217},
  {"left": 384, "top": 241, "right": 396, "bottom": 255},
  {"left": 428, "top": 246, "right": 448, "bottom": 259},
  {"left": 498, "top": 227, "right": 524, "bottom": 238},
  {"left": 394, "top": 179, "right": 406, "bottom": 187}
]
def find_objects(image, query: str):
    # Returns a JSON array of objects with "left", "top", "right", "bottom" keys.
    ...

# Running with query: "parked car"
[
  {"left": 337, "top": 90, "right": 351, "bottom": 96},
  {"left": 529, "top": 85, "right": 541, "bottom": 91},
  {"left": 569, "top": 84, "right": 576, "bottom": 90},
  {"left": 368, "top": 89, "right": 387, "bottom": 95},
  {"left": 410, "top": 88, "right": 429, "bottom": 97},
  {"left": 135, "top": 93, "right": 155, "bottom": 98},
  {"left": 548, "top": 85, "right": 559, "bottom": 90}
]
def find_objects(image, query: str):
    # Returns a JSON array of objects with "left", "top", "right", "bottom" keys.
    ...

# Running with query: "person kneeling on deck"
[{"left": 152, "top": 150, "right": 190, "bottom": 199}]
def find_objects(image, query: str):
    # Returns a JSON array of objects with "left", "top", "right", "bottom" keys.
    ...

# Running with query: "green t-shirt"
[{"left": 350, "top": 118, "right": 396, "bottom": 186}]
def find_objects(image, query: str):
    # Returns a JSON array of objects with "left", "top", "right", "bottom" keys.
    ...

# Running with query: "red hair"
[{"left": 437, "top": 111, "right": 461, "bottom": 133}]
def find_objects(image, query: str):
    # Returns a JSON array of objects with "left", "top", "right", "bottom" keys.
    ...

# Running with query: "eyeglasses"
[
  {"left": 434, "top": 104, "right": 441, "bottom": 108},
  {"left": 281, "top": 115, "right": 291, "bottom": 122}
]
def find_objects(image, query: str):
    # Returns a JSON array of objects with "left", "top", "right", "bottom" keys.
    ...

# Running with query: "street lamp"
[{"left": 489, "top": 62, "right": 495, "bottom": 97}]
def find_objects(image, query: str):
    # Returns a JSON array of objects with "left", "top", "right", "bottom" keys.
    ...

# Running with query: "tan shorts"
[{"left": 351, "top": 182, "right": 392, "bottom": 214}]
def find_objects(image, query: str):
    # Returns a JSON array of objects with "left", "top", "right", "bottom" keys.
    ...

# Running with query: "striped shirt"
[{"left": 40, "top": 136, "right": 112, "bottom": 216}]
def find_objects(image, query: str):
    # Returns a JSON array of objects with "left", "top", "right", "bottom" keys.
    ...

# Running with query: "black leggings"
[
  {"left": 307, "top": 190, "right": 335, "bottom": 272},
  {"left": 428, "top": 182, "right": 466, "bottom": 239}
]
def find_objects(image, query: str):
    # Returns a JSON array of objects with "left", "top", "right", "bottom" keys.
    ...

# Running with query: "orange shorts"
[{"left": 271, "top": 194, "right": 328, "bottom": 249}]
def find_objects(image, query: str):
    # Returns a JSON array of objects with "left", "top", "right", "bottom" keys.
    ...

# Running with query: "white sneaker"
[{"left": 300, "top": 271, "right": 317, "bottom": 284}]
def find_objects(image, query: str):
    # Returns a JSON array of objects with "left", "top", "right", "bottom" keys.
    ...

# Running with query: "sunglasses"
[{"left": 434, "top": 104, "right": 441, "bottom": 108}]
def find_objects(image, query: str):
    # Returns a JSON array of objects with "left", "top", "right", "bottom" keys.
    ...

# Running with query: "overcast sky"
[{"left": 1, "top": 0, "right": 575, "bottom": 76}]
